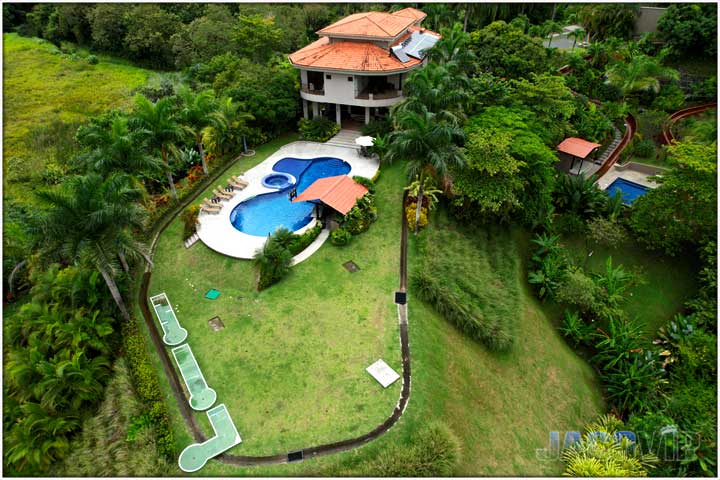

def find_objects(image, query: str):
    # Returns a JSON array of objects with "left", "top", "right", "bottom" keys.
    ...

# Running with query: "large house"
[{"left": 288, "top": 7, "right": 440, "bottom": 127}]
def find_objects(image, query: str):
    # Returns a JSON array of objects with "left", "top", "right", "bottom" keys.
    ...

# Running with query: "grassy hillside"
[
  {"left": 144, "top": 171, "right": 605, "bottom": 475},
  {"left": 2, "top": 33, "right": 151, "bottom": 199}
]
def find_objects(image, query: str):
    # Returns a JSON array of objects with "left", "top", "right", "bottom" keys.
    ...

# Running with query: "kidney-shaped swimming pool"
[{"left": 229, "top": 157, "right": 350, "bottom": 237}]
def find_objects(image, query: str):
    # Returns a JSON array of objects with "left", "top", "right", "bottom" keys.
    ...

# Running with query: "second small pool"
[
  {"left": 230, "top": 157, "right": 350, "bottom": 237},
  {"left": 606, "top": 177, "right": 650, "bottom": 205}
]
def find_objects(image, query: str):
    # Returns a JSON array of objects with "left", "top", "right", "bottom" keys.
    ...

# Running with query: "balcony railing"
[
  {"left": 355, "top": 88, "right": 403, "bottom": 100},
  {"left": 301, "top": 84, "right": 324, "bottom": 95}
]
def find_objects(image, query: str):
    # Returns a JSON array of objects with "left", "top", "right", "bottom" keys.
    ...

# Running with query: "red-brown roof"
[
  {"left": 288, "top": 37, "right": 422, "bottom": 72},
  {"left": 557, "top": 137, "right": 602, "bottom": 159},
  {"left": 293, "top": 175, "right": 369, "bottom": 215},
  {"left": 318, "top": 8, "right": 426, "bottom": 39}
]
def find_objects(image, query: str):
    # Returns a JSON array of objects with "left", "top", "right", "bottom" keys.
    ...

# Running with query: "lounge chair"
[
  {"left": 201, "top": 205, "right": 221, "bottom": 215},
  {"left": 213, "top": 187, "right": 233, "bottom": 200},
  {"left": 202, "top": 198, "right": 221, "bottom": 210},
  {"left": 231, "top": 175, "right": 249, "bottom": 188},
  {"left": 228, "top": 178, "right": 247, "bottom": 190}
]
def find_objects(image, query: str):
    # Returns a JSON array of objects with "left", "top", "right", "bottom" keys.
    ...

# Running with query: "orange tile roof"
[
  {"left": 557, "top": 137, "right": 602, "bottom": 159},
  {"left": 289, "top": 37, "right": 422, "bottom": 72},
  {"left": 318, "top": 8, "right": 426, "bottom": 39},
  {"left": 293, "top": 175, "right": 369, "bottom": 215}
]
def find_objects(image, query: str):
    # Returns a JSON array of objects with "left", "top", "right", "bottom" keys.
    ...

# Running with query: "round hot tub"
[{"left": 261, "top": 172, "right": 295, "bottom": 190}]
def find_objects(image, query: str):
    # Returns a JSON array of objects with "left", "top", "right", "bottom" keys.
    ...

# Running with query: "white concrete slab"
[
  {"left": 366, "top": 359, "right": 400, "bottom": 388},
  {"left": 197, "top": 141, "right": 379, "bottom": 259}
]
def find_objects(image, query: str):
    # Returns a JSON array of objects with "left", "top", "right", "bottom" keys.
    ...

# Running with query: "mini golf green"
[
  {"left": 150, "top": 293, "right": 188, "bottom": 346},
  {"left": 178, "top": 403, "right": 242, "bottom": 472},
  {"left": 172, "top": 343, "right": 217, "bottom": 411}
]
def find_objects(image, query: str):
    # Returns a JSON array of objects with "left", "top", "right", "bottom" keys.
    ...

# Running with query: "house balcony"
[
  {"left": 355, "top": 87, "right": 402, "bottom": 100},
  {"left": 301, "top": 84, "right": 324, "bottom": 95}
]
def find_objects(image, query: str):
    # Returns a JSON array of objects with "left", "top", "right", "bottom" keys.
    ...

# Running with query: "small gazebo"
[
  {"left": 292, "top": 175, "right": 369, "bottom": 221},
  {"left": 557, "top": 137, "right": 602, "bottom": 174}
]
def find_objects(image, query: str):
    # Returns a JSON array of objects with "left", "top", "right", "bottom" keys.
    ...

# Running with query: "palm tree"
[
  {"left": 605, "top": 54, "right": 680, "bottom": 97},
  {"left": 394, "top": 63, "right": 469, "bottom": 126},
  {"left": 568, "top": 27, "right": 586, "bottom": 51},
  {"left": 543, "top": 20, "right": 563, "bottom": 48},
  {"left": 426, "top": 22, "right": 475, "bottom": 70},
  {"left": 130, "top": 95, "right": 185, "bottom": 200},
  {"left": 386, "top": 110, "right": 465, "bottom": 234},
  {"left": 177, "top": 86, "right": 223, "bottom": 175},
  {"left": 33, "top": 173, "right": 150, "bottom": 321},
  {"left": 76, "top": 116, "right": 161, "bottom": 183},
  {"left": 423, "top": 3, "right": 459, "bottom": 32},
  {"left": 202, "top": 97, "right": 254, "bottom": 156}
]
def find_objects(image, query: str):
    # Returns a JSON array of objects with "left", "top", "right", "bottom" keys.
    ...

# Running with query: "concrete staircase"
[
  {"left": 324, "top": 129, "right": 362, "bottom": 149},
  {"left": 595, "top": 124, "right": 623, "bottom": 165},
  {"left": 184, "top": 232, "right": 200, "bottom": 249}
]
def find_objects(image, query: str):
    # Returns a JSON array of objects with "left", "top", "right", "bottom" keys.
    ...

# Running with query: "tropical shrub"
[
  {"left": 554, "top": 173, "right": 607, "bottom": 221},
  {"left": 633, "top": 139, "right": 655, "bottom": 158},
  {"left": 298, "top": 117, "right": 340, "bottom": 142},
  {"left": 287, "top": 222, "right": 323, "bottom": 256},
  {"left": 562, "top": 414, "right": 658, "bottom": 476},
  {"left": 57, "top": 359, "right": 170, "bottom": 476},
  {"left": 587, "top": 217, "right": 628, "bottom": 247},
  {"left": 254, "top": 229, "right": 293, "bottom": 290},
  {"left": 560, "top": 310, "right": 595, "bottom": 347},
  {"left": 405, "top": 202, "right": 428, "bottom": 231},
  {"left": 361, "top": 117, "right": 393, "bottom": 138},
  {"left": 180, "top": 204, "right": 199, "bottom": 240},
  {"left": 330, "top": 227, "right": 352, "bottom": 246},
  {"left": 658, "top": 3, "right": 718, "bottom": 59},
  {"left": 556, "top": 267, "right": 600, "bottom": 315},
  {"left": 352, "top": 175, "right": 376, "bottom": 194},
  {"left": 354, "top": 422, "right": 460, "bottom": 476}
]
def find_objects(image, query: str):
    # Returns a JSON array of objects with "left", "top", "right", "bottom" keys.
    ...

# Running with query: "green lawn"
[
  {"left": 144, "top": 158, "right": 606, "bottom": 475},
  {"left": 2, "top": 33, "right": 151, "bottom": 199},
  {"left": 559, "top": 234, "right": 698, "bottom": 336},
  {"left": 147, "top": 142, "right": 403, "bottom": 460}
]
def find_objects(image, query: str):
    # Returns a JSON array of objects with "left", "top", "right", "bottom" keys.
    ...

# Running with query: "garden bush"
[
  {"left": 287, "top": 222, "right": 323, "bottom": 256},
  {"left": 180, "top": 204, "right": 199, "bottom": 240},
  {"left": 298, "top": 117, "right": 340, "bottom": 142},
  {"left": 351, "top": 175, "right": 376, "bottom": 194},
  {"left": 120, "top": 318, "right": 174, "bottom": 459},
  {"left": 357, "top": 422, "right": 460, "bottom": 476},
  {"left": 343, "top": 194, "right": 377, "bottom": 235},
  {"left": 405, "top": 202, "right": 428, "bottom": 231},
  {"left": 86, "top": 54, "right": 98, "bottom": 65},
  {"left": 633, "top": 139, "right": 655, "bottom": 158},
  {"left": 253, "top": 230, "right": 293, "bottom": 290},
  {"left": 361, "top": 117, "right": 393, "bottom": 138},
  {"left": 330, "top": 227, "right": 352, "bottom": 246}
]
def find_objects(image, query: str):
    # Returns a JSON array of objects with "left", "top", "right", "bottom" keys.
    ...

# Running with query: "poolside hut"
[
  {"left": 292, "top": 175, "right": 369, "bottom": 224},
  {"left": 557, "top": 137, "right": 602, "bottom": 175}
]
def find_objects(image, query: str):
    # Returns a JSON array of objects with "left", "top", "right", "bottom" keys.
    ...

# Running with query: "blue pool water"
[
  {"left": 606, "top": 178, "right": 650, "bottom": 205},
  {"left": 230, "top": 157, "right": 350, "bottom": 236}
]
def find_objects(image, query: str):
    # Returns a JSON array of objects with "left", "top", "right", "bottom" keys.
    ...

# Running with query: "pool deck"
[
  {"left": 596, "top": 161, "right": 666, "bottom": 191},
  {"left": 197, "top": 141, "right": 379, "bottom": 259}
]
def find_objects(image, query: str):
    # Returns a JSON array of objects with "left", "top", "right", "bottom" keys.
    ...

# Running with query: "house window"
[
  {"left": 326, "top": 74, "right": 332, "bottom": 79},
  {"left": 347, "top": 76, "right": 353, "bottom": 81}
]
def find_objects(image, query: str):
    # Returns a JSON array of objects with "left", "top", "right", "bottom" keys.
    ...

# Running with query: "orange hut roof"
[
  {"left": 292, "top": 175, "right": 369, "bottom": 215},
  {"left": 557, "top": 137, "right": 602, "bottom": 159}
]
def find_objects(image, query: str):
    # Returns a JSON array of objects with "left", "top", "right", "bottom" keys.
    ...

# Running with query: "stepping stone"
[
  {"left": 208, "top": 316, "right": 225, "bottom": 332},
  {"left": 343, "top": 260, "right": 360, "bottom": 273}
]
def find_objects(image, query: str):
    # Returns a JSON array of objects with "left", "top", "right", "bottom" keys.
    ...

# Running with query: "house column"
[
  {"left": 335, "top": 103, "right": 342, "bottom": 126},
  {"left": 365, "top": 107, "right": 370, "bottom": 124},
  {"left": 312, "top": 101, "right": 319, "bottom": 118},
  {"left": 302, "top": 99, "right": 309, "bottom": 120}
]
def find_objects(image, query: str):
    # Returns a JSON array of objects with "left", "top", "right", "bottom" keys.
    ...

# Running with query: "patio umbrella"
[{"left": 355, "top": 136, "right": 374, "bottom": 147}]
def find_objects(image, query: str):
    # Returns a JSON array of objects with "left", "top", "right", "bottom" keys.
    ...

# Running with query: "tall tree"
[
  {"left": 177, "top": 87, "right": 222, "bottom": 175},
  {"left": 386, "top": 110, "right": 465, "bottom": 234},
  {"left": 394, "top": 62, "right": 469, "bottom": 126},
  {"left": 75, "top": 115, "right": 161, "bottom": 181},
  {"left": 130, "top": 95, "right": 185, "bottom": 200},
  {"left": 33, "top": 173, "right": 150, "bottom": 320},
  {"left": 605, "top": 54, "right": 680, "bottom": 98}
]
